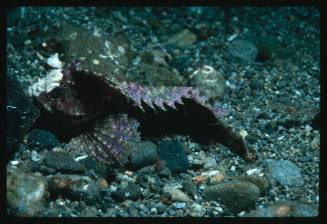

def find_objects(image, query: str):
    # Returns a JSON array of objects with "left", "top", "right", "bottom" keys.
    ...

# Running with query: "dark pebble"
[
  {"left": 137, "top": 165, "right": 155, "bottom": 174},
  {"left": 111, "top": 183, "right": 142, "bottom": 202},
  {"left": 27, "top": 129, "right": 60, "bottom": 151},
  {"left": 45, "top": 151, "right": 86, "bottom": 174},
  {"left": 182, "top": 176, "right": 197, "bottom": 195},
  {"left": 158, "top": 166, "right": 172, "bottom": 178},
  {"left": 157, "top": 140, "right": 189, "bottom": 173},
  {"left": 48, "top": 174, "right": 101, "bottom": 204},
  {"left": 237, "top": 175, "right": 270, "bottom": 195},
  {"left": 130, "top": 141, "right": 158, "bottom": 168},
  {"left": 203, "top": 180, "right": 260, "bottom": 213}
]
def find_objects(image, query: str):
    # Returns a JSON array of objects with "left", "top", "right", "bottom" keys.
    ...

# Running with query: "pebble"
[
  {"left": 167, "top": 29, "right": 197, "bottom": 47},
  {"left": 203, "top": 180, "right": 261, "bottom": 213},
  {"left": 182, "top": 177, "right": 197, "bottom": 195},
  {"left": 210, "top": 174, "right": 225, "bottom": 184},
  {"left": 157, "top": 140, "right": 189, "bottom": 173},
  {"left": 45, "top": 151, "right": 86, "bottom": 173},
  {"left": 163, "top": 185, "right": 191, "bottom": 203},
  {"left": 10, "top": 160, "right": 19, "bottom": 166},
  {"left": 111, "top": 183, "right": 142, "bottom": 202},
  {"left": 175, "top": 202, "right": 186, "bottom": 209},
  {"left": 189, "top": 65, "right": 225, "bottom": 99},
  {"left": 228, "top": 39, "right": 258, "bottom": 63},
  {"left": 7, "top": 167, "right": 48, "bottom": 216},
  {"left": 137, "top": 165, "right": 155, "bottom": 174},
  {"left": 158, "top": 166, "right": 172, "bottom": 178},
  {"left": 27, "top": 129, "right": 60, "bottom": 151},
  {"left": 193, "top": 175, "right": 206, "bottom": 185},
  {"left": 246, "top": 168, "right": 261, "bottom": 176},
  {"left": 203, "top": 156, "right": 218, "bottom": 169},
  {"left": 267, "top": 160, "right": 304, "bottom": 187},
  {"left": 237, "top": 175, "right": 270, "bottom": 195},
  {"left": 191, "top": 203, "right": 206, "bottom": 216},
  {"left": 49, "top": 174, "right": 101, "bottom": 204},
  {"left": 130, "top": 141, "right": 158, "bottom": 168}
]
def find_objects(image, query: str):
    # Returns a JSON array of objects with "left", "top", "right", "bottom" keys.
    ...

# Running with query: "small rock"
[
  {"left": 7, "top": 167, "right": 48, "bottom": 216},
  {"left": 189, "top": 65, "right": 225, "bottom": 100},
  {"left": 267, "top": 160, "right": 304, "bottom": 187},
  {"left": 189, "top": 150, "right": 206, "bottom": 169},
  {"left": 203, "top": 156, "right": 218, "bottom": 169},
  {"left": 45, "top": 151, "right": 86, "bottom": 173},
  {"left": 130, "top": 141, "right": 158, "bottom": 168},
  {"left": 167, "top": 29, "right": 197, "bottom": 47},
  {"left": 111, "top": 183, "right": 141, "bottom": 202},
  {"left": 157, "top": 140, "right": 189, "bottom": 173},
  {"left": 210, "top": 174, "right": 225, "bottom": 184},
  {"left": 175, "top": 202, "right": 186, "bottom": 209},
  {"left": 158, "top": 166, "right": 172, "bottom": 178},
  {"left": 163, "top": 185, "right": 191, "bottom": 203},
  {"left": 182, "top": 177, "right": 197, "bottom": 195},
  {"left": 48, "top": 174, "right": 101, "bottom": 204},
  {"left": 137, "top": 165, "right": 155, "bottom": 174},
  {"left": 193, "top": 175, "right": 206, "bottom": 185},
  {"left": 27, "top": 129, "right": 60, "bottom": 151},
  {"left": 203, "top": 180, "right": 260, "bottom": 213},
  {"left": 237, "top": 175, "right": 270, "bottom": 195},
  {"left": 97, "top": 178, "right": 109, "bottom": 189},
  {"left": 79, "top": 157, "right": 110, "bottom": 178},
  {"left": 190, "top": 203, "right": 206, "bottom": 217},
  {"left": 228, "top": 39, "right": 258, "bottom": 63}
]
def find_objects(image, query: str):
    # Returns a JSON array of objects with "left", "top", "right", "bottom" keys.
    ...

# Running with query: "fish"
[{"left": 28, "top": 58, "right": 256, "bottom": 166}]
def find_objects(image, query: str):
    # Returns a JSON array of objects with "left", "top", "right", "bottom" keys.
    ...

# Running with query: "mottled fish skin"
[
  {"left": 29, "top": 59, "right": 256, "bottom": 166},
  {"left": 68, "top": 114, "right": 140, "bottom": 166}
]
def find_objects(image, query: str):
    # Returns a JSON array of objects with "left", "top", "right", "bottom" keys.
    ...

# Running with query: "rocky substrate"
[{"left": 6, "top": 7, "right": 319, "bottom": 217}]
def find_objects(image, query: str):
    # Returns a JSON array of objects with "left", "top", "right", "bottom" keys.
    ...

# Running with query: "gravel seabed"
[{"left": 6, "top": 7, "right": 320, "bottom": 217}]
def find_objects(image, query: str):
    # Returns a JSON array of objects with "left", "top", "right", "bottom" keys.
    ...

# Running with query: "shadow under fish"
[{"left": 29, "top": 59, "right": 256, "bottom": 166}]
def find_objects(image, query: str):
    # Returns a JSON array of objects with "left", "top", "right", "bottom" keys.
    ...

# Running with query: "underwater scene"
[{"left": 6, "top": 7, "right": 320, "bottom": 217}]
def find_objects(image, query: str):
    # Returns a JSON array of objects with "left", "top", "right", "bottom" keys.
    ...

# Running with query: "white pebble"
[
  {"left": 246, "top": 168, "right": 261, "bottom": 175},
  {"left": 175, "top": 202, "right": 186, "bottom": 209},
  {"left": 150, "top": 207, "right": 157, "bottom": 213},
  {"left": 110, "top": 185, "right": 118, "bottom": 191},
  {"left": 230, "top": 166, "right": 236, "bottom": 171},
  {"left": 227, "top": 33, "right": 238, "bottom": 42},
  {"left": 277, "top": 136, "right": 285, "bottom": 141},
  {"left": 93, "top": 59, "right": 100, "bottom": 65},
  {"left": 74, "top": 155, "right": 88, "bottom": 161},
  {"left": 295, "top": 90, "right": 302, "bottom": 96},
  {"left": 216, "top": 207, "right": 223, "bottom": 212},
  {"left": 47, "top": 53, "right": 63, "bottom": 68},
  {"left": 240, "top": 130, "right": 248, "bottom": 139},
  {"left": 238, "top": 211, "right": 246, "bottom": 216},
  {"left": 201, "top": 170, "right": 220, "bottom": 177},
  {"left": 10, "top": 160, "right": 19, "bottom": 166},
  {"left": 83, "top": 184, "right": 89, "bottom": 191}
]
